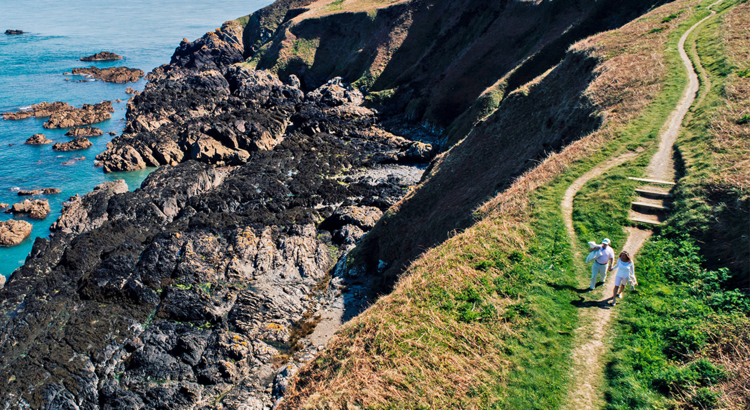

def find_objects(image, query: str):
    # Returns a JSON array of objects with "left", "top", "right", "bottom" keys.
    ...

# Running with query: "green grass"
[
  {"left": 604, "top": 234, "right": 747, "bottom": 409},
  {"left": 602, "top": 1, "right": 750, "bottom": 408}
]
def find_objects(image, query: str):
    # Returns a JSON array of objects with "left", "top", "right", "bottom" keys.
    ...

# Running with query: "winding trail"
[{"left": 562, "top": 1, "right": 723, "bottom": 408}]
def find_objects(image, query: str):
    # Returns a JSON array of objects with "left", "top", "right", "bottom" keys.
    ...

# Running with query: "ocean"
[{"left": 0, "top": 0, "right": 271, "bottom": 278}]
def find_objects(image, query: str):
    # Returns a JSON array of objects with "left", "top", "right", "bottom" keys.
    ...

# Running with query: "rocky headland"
[
  {"left": 52, "top": 137, "right": 93, "bottom": 151},
  {"left": 0, "top": 14, "right": 433, "bottom": 407},
  {"left": 71, "top": 66, "right": 145, "bottom": 83},
  {"left": 65, "top": 126, "right": 103, "bottom": 137},
  {"left": 25, "top": 133, "right": 53, "bottom": 145},
  {"left": 81, "top": 51, "right": 123, "bottom": 61},
  {"left": 0, "top": 220, "right": 32, "bottom": 247}
]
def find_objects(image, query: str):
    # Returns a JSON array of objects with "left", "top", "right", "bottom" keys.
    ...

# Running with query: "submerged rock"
[
  {"left": 52, "top": 137, "right": 92, "bottom": 151},
  {"left": 25, "top": 133, "right": 53, "bottom": 145},
  {"left": 65, "top": 126, "right": 103, "bottom": 137},
  {"left": 71, "top": 66, "right": 144, "bottom": 83},
  {"left": 80, "top": 51, "right": 123, "bottom": 61},
  {"left": 0, "top": 220, "right": 31, "bottom": 246}
]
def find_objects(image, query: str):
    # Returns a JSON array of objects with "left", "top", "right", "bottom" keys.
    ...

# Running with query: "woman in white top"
[{"left": 608, "top": 250, "right": 637, "bottom": 305}]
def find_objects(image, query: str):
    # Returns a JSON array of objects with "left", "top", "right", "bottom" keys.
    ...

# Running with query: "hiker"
[
  {"left": 609, "top": 250, "right": 637, "bottom": 305},
  {"left": 589, "top": 238, "right": 615, "bottom": 290}
]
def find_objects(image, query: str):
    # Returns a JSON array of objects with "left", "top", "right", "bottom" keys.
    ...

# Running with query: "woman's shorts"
[{"left": 615, "top": 276, "right": 630, "bottom": 286}]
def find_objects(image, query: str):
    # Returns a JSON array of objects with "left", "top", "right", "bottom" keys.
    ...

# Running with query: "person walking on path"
[
  {"left": 589, "top": 238, "right": 615, "bottom": 290},
  {"left": 609, "top": 250, "right": 637, "bottom": 306}
]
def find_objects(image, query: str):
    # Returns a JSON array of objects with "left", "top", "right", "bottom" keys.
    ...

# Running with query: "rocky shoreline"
[{"left": 0, "top": 20, "right": 434, "bottom": 409}]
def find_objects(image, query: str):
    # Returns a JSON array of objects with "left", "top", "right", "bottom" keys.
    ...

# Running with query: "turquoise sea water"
[{"left": 1, "top": 0, "right": 270, "bottom": 278}]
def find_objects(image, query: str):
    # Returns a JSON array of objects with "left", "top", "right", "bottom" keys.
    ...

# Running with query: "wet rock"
[
  {"left": 108, "top": 131, "right": 117, "bottom": 136},
  {"left": 65, "top": 126, "right": 103, "bottom": 137},
  {"left": 126, "top": 87, "right": 137, "bottom": 94},
  {"left": 5, "top": 30, "right": 23, "bottom": 35},
  {"left": 71, "top": 66, "right": 144, "bottom": 83},
  {"left": 332, "top": 224, "right": 365, "bottom": 246},
  {"left": 43, "top": 101, "right": 113, "bottom": 129},
  {"left": 5, "top": 199, "right": 50, "bottom": 219},
  {"left": 0, "top": 219, "right": 31, "bottom": 246},
  {"left": 43, "top": 188, "right": 61, "bottom": 195},
  {"left": 52, "top": 137, "right": 92, "bottom": 151},
  {"left": 17, "top": 190, "right": 42, "bottom": 196},
  {"left": 80, "top": 51, "right": 123, "bottom": 61},
  {"left": 0, "top": 203, "right": 8, "bottom": 208},
  {"left": 25, "top": 133, "right": 53, "bottom": 144},
  {"left": 3, "top": 101, "right": 75, "bottom": 120},
  {"left": 406, "top": 141, "right": 436, "bottom": 162},
  {"left": 324, "top": 206, "right": 384, "bottom": 231}
]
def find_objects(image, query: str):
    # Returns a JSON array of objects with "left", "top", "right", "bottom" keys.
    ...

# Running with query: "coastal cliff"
[{"left": 1, "top": 0, "right": 747, "bottom": 408}]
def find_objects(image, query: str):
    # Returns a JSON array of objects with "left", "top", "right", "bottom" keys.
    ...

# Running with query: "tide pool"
[{"left": 1, "top": 0, "right": 271, "bottom": 278}]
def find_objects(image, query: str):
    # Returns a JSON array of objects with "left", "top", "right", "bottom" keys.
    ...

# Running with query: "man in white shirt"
[{"left": 590, "top": 238, "right": 615, "bottom": 290}]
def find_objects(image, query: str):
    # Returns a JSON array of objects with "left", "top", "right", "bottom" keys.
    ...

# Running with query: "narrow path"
[{"left": 563, "top": 2, "right": 722, "bottom": 408}]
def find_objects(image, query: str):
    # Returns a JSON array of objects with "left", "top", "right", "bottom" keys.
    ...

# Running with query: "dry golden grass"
[
  {"left": 703, "top": 317, "right": 750, "bottom": 409},
  {"left": 281, "top": 0, "right": 706, "bottom": 408},
  {"left": 706, "top": 1, "right": 750, "bottom": 190}
]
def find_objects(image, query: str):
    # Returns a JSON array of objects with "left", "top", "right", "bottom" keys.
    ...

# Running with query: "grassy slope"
[
  {"left": 280, "top": 1, "right": 716, "bottom": 408},
  {"left": 603, "top": 1, "right": 750, "bottom": 409}
]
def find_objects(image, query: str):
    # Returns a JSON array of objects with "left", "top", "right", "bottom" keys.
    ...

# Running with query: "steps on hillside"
[
  {"left": 629, "top": 209, "right": 664, "bottom": 225},
  {"left": 632, "top": 201, "right": 670, "bottom": 211},
  {"left": 628, "top": 177, "right": 676, "bottom": 185},
  {"left": 635, "top": 188, "right": 673, "bottom": 198},
  {"left": 629, "top": 179, "right": 674, "bottom": 225}
]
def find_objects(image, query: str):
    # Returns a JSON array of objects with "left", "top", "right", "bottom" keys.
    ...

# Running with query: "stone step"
[
  {"left": 628, "top": 177, "right": 676, "bottom": 185},
  {"left": 635, "top": 188, "right": 673, "bottom": 198},
  {"left": 632, "top": 201, "right": 670, "bottom": 211},
  {"left": 629, "top": 216, "right": 662, "bottom": 225}
]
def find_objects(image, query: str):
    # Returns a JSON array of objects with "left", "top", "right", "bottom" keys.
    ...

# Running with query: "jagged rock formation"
[
  {"left": 71, "top": 66, "right": 145, "bottom": 83},
  {"left": 3, "top": 101, "right": 74, "bottom": 120},
  {"left": 53, "top": 137, "right": 93, "bottom": 151},
  {"left": 81, "top": 51, "right": 123, "bottom": 61},
  {"left": 25, "top": 133, "right": 53, "bottom": 144},
  {"left": 0, "top": 220, "right": 32, "bottom": 247},
  {"left": 5, "top": 199, "right": 51, "bottom": 219},
  {"left": 43, "top": 101, "right": 113, "bottom": 129},
  {"left": 65, "top": 126, "right": 103, "bottom": 137}
]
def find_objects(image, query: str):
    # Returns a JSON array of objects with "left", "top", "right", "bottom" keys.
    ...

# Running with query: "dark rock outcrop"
[
  {"left": 0, "top": 38, "right": 427, "bottom": 407},
  {"left": 65, "top": 126, "right": 104, "bottom": 137},
  {"left": 53, "top": 137, "right": 93, "bottom": 151},
  {"left": 72, "top": 66, "right": 145, "bottom": 83},
  {"left": 5, "top": 30, "right": 23, "bottom": 35},
  {"left": 43, "top": 101, "right": 113, "bottom": 129},
  {"left": 5, "top": 199, "right": 50, "bottom": 219},
  {"left": 81, "top": 51, "right": 123, "bottom": 61},
  {"left": 0, "top": 220, "right": 31, "bottom": 247},
  {"left": 25, "top": 133, "right": 53, "bottom": 144}
]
